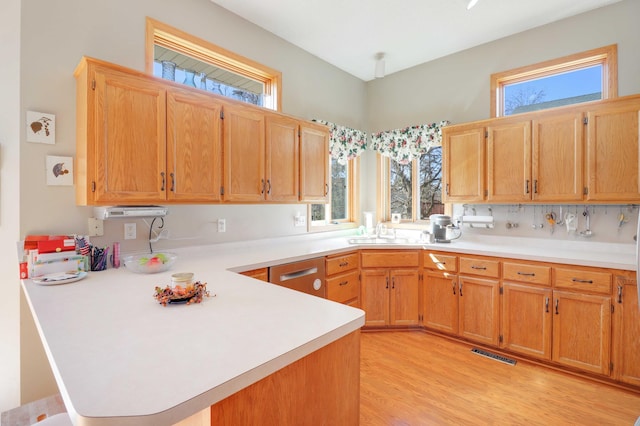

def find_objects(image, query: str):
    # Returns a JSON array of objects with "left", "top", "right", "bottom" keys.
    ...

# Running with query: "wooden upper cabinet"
[
  {"left": 532, "top": 112, "right": 584, "bottom": 202},
  {"left": 442, "top": 125, "right": 485, "bottom": 203},
  {"left": 76, "top": 58, "right": 167, "bottom": 205},
  {"left": 487, "top": 120, "right": 531, "bottom": 202},
  {"left": 586, "top": 98, "right": 640, "bottom": 201},
  {"left": 166, "top": 89, "right": 222, "bottom": 202},
  {"left": 222, "top": 104, "right": 266, "bottom": 202},
  {"left": 299, "top": 122, "right": 329, "bottom": 203},
  {"left": 265, "top": 114, "right": 299, "bottom": 202}
]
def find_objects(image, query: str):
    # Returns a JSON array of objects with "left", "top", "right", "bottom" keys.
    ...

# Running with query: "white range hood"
[{"left": 94, "top": 206, "right": 169, "bottom": 219}]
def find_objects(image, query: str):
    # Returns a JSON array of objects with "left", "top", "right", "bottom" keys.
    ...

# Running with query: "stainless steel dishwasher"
[{"left": 269, "top": 257, "right": 326, "bottom": 298}]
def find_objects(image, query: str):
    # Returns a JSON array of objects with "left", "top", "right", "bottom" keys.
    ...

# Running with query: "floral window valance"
[
  {"left": 314, "top": 120, "right": 368, "bottom": 165},
  {"left": 370, "top": 120, "right": 450, "bottom": 164}
]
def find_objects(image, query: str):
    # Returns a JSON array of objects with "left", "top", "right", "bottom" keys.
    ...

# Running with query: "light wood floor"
[{"left": 360, "top": 331, "right": 640, "bottom": 426}]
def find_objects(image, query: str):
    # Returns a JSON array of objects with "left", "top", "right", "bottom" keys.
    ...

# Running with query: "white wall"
[{"left": 0, "top": 0, "right": 22, "bottom": 413}]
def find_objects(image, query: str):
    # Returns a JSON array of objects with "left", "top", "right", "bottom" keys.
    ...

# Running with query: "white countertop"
[{"left": 21, "top": 232, "right": 636, "bottom": 425}]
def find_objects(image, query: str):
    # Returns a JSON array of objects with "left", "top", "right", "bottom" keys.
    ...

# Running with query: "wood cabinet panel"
[
  {"left": 487, "top": 120, "right": 531, "bottom": 202},
  {"left": 458, "top": 276, "right": 500, "bottom": 346},
  {"left": 501, "top": 282, "right": 552, "bottom": 360},
  {"left": 166, "top": 89, "right": 222, "bottom": 202},
  {"left": 532, "top": 112, "right": 584, "bottom": 201},
  {"left": 552, "top": 290, "right": 611, "bottom": 375},
  {"left": 459, "top": 256, "right": 500, "bottom": 278},
  {"left": 361, "top": 250, "right": 419, "bottom": 269},
  {"left": 265, "top": 114, "right": 299, "bottom": 202},
  {"left": 423, "top": 271, "right": 458, "bottom": 334},
  {"left": 586, "top": 98, "right": 640, "bottom": 201},
  {"left": 223, "top": 104, "right": 266, "bottom": 202},
  {"left": 442, "top": 125, "right": 485, "bottom": 202},
  {"left": 612, "top": 275, "right": 640, "bottom": 387},
  {"left": 555, "top": 267, "right": 612, "bottom": 294},
  {"left": 326, "top": 252, "right": 359, "bottom": 275},
  {"left": 326, "top": 270, "right": 360, "bottom": 306},
  {"left": 503, "top": 261, "right": 550, "bottom": 286},
  {"left": 361, "top": 269, "right": 390, "bottom": 327},
  {"left": 240, "top": 268, "right": 269, "bottom": 281},
  {"left": 423, "top": 252, "right": 457, "bottom": 272},
  {"left": 390, "top": 269, "right": 420, "bottom": 326},
  {"left": 299, "top": 122, "right": 329, "bottom": 202}
]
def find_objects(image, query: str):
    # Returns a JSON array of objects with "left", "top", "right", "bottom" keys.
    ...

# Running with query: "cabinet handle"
[
  {"left": 386, "top": 277, "right": 389, "bottom": 289},
  {"left": 471, "top": 265, "right": 487, "bottom": 270},
  {"left": 261, "top": 179, "right": 265, "bottom": 194},
  {"left": 459, "top": 282, "right": 463, "bottom": 297},
  {"left": 525, "top": 180, "right": 530, "bottom": 194},
  {"left": 517, "top": 271, "right": 535, "bottom": 276},
  {"left": 170, "top": 173, "right": 175, "bottom": 192},
  {"left": 555, "top": 299, "right": 559, "bottom": 315},
  {"left": 533, "top": 180, "right": 538, "bottom": 194},
  {"left": 617, "top": 285, "right": 623, "bottom": 304},
  {"left": 452, "top": 280, "right": 456, "bottom": 295},
  {"left": 160, "top": 172, "right": 165, "bottom": 191},
  {"left": 392, "top": 277, "right": 395, "bottom": 289},
  {"left": 266, "top": 179, "right": 271, "bottom": 195},
  {"left": 571, "top": 278, "right": 593, "bottom": 284},
  {"left": 339, "top": 261, "right": 349, "bottom": 267},
  {"left": 325, "top": 183, "right": 329, "bottom": 196},
  {"left": 545, "top": 297, "right": 549, "bottom": 313},
  {"left": 446, "top": 183, "right": 450, "bottom": 196},
  {"left": 339, "top": 280, "right": 348, "bottom": 286}
]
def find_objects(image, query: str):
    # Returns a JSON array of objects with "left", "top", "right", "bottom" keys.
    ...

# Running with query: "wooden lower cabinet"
[
  {"left": 361, "top": 269, "right": 419, "bottom": 327},
  {"left": 552, "top": 290, "right": 611, "bottom": 375},
  {"left": 458, "top": 275, "right": 500, "bottom": 346},
  {"left": 326, "top": 270, "right": 360, "bottom": 307},
  {"left": 612, "top": 275, "right": 640, "bottom": 386},
  {"left": 423, "top": 270, "right": 458, "bottom": 334},
  {"left": 240, "top": 268, "right": 268, "bottom": 282},
  {"left": 501, "top": 282, "right": 552, "bottom": 360}
]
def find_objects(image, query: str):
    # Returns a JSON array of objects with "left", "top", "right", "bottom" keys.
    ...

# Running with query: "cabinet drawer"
[
  {"left": 503, "top": 262, "right": 550, "bottom": 286},
  {"left": 459, "top": 256, "right": 500, "bottom": 278},
  {"left": 555, "top": 267, "right": 612, "bottom": 294},
  {"left": 326, "top": 270, "right": 360, "bottom": 304},
  {"left": 326, "top": 252, "right": 359, "bottom": 276},
  {"left": 423, "top": 252, "right": 457, "bottom": 272},
  {"left": 361, "top": 250, "right": 419, "bottom": 268}
]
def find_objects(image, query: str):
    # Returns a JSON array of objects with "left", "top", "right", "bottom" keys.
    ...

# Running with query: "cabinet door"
[
  {"left": 458, "top": 276, "right": 500, "bottom": 346},
  {"left": 442, "top": 125, "right": 485, "bottom": 202},
  {"left": 223, "top": 104, "right": 266, "bottom": 201},
  {"left": 423, "top": 271, "right": 458, "bottom": 334},
  {"left": 326, "top": 270, "right": 360, "bottom": 307},
  {"left": 552, "top": 290, "right": 611, "bottom": 375},
  {"left": 266, "top": 115, "right": 299, "bottom": 202},
  {"left": 361, "top": 269, "right": 390, "bottom": 327},
  {"left": 532, "top": 112, "right": 584, "bottom": 201},
  {"left": 501, "top": 282, "right": 552, "bottom": 360},
  {"left": 390, "top": 269, "right": 420, "bottom": 326},
  {"left": 299, "top": 123, "right": 329, "bottom": 202},
  {"left": 612, "top": 276, "right": 640, "bottom": 386},
  {"left": 586, "top": 99, "right": 640, "bottom": 201},
  {"left": 486, "top": 120, "right": 531, "bottom": 202},
  {"left": 92, "top": 66, "right": 167, "bottom": 203},
  {"left": 166, "top": 89, "right": 222, "bottom": 202}
]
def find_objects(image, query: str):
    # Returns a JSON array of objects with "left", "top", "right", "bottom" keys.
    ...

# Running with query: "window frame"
[
  {"left": 145, "top": 17, "right": 282, "bottom": 111},
  {"left": 309, "top": 157, "right": 359, "bottom": 231},
  {"left": 490, "top": 44, "right": 618, "bottom": 118}
]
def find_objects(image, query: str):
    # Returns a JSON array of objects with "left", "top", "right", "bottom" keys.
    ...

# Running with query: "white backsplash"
[{"left": 451, "top": 204, "right": 638, "bottom": 245}]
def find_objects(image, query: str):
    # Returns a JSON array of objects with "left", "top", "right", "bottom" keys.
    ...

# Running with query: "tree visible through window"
[{"left": 311, "top": 158, "right": 355, "bottom": 225}]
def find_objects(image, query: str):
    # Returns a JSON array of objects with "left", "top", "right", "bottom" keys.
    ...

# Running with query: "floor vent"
[{"left": 471, "top": 348, "right": 517, "bottom": 366}]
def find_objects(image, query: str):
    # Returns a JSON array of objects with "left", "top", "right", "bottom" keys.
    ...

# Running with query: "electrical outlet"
[
  {"left": 218, "top": 219, "right": 226, "bottom": 232},
  {"left": 124, "top": 223, "right": 136, "bottom": 240},
  {"left": 294, "top": 215, "right": 306, "bottom": 227},
  {"left": 88, "top": 218, "right": 104, "bottom": 237}
]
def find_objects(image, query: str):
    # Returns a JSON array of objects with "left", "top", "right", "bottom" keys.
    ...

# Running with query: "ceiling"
[{"left": 209, "top": 0, "right": 623, "bottom": 81}]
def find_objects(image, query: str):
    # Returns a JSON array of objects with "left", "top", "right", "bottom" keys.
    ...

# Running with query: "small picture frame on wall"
[
  {"left": 46, "top": 155, "right": 73, "bottom": 186},
  {"left": 27, "top": 111, "right": 56, "bottom": 144}
]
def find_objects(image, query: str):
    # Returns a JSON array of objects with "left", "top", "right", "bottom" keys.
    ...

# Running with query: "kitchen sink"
[{"left": 347, "top": 236, "right": 424, "bottom": 245}]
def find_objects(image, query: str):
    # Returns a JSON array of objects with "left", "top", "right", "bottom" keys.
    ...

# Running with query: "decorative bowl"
[{"left": 123, "top": 252, "right": 177, "bottom": 274}]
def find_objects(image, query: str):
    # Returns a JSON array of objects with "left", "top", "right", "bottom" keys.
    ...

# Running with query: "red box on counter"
[{"left": 36, "top": 237, "right": 75, "bottom": 253}]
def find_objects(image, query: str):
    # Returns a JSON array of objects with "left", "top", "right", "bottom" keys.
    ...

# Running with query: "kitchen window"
[
  {"left": 491, "top": 44, "right": 617, "bottom": 117},
  {"left": 310, "top": 157, "right": 359, "bottom": 228},
  {"left": 380, "top": 148, "right": 444, "bottom": 223},
  {"left": 145, "top": 18, "right": 282, "bottom": 111}
]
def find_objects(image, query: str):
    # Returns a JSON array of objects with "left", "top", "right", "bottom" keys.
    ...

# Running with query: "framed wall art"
[
  {"left": 27, "top": 111, "right": 56, "bottom": 144},
  {"left": 46, "top": 155, "right": 73, "bottom": 186}
]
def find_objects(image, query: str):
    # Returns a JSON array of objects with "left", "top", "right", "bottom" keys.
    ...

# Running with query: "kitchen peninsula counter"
[{"left": 22, "top": 231, "right": 635, "bottom": 425}]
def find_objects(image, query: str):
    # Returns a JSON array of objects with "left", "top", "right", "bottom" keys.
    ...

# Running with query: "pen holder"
[{"left": 90, "top": 246, "right": 109, "bottom": 271}]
